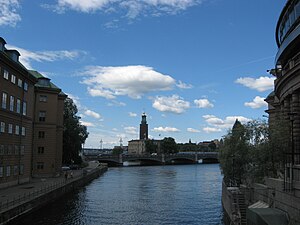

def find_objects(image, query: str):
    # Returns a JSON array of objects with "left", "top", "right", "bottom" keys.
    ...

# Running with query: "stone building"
[
  {"left": 0, "top": 37, "right": 66, "bottom": 188},
  {"left": 265, "top": 0, "right": 300, "bottom": 195}
]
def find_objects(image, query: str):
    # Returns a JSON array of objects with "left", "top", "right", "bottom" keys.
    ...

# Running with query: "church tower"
[{"left": 139, "top": 113, "right": 148, "bottom": 140}]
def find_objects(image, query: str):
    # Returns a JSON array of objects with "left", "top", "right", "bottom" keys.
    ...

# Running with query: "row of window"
[
  {"left": 0, "top": 145, "right": 25, "bottom": 155},
  {"left": 0, "top": 165, "right": 24, "bottom": 178},
  {"left": 0, "top": 122, "right": 26, "bottom": 136},
  {"left": 278, "top": 0, "right": 300, "bottom": 43},
  {"left": 1, "top": 92, "right": 27, "bottom": 116},
  {"left": 2, "top": 68, "right": 28, "bottom": 91}
]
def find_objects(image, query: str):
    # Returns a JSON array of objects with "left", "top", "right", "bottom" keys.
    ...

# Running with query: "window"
[
  {"left": 15, "top": 125, "right": 19, "bottom": 135},
  {"left": 39, "top": 111, "right": 46, "bottom": 122},
  {"left": 7, "top": 145, "right": 12, "bottom": 155},
  {"left": 19, "top": 165, "right": 24, "bottom": 175},
  {"left": 3, "top": 70, "right": 8, "bottom": 80},
  {"left": 20, "top": 145, "right": 25, "bottom": 155},
  {"left": 14, "top": 145, "right": 19, "bottom": 155},
  {"left": 8, "top": 124, "right": 13, "bottom": 134},
  {"left": 39, "top": 95, "right": 47, "bottom": 102},
  {"left": 21, "top": 126, "right": 25, "bottom": 136},
  {"left": 6, "top": 166, "right": 10, "bottom": 177},
  {"left": 2, "top": 92, "right": 7, "bottom": 109},
  {"left": 16, "top": 99, "right": 21, "bottom": 113},
  {"left": 0, "top": 167, "right": 3, "bottom": 177},
  {"left": 9, "top": 96, "right": 14, "bottom": 111},
  {"left": 24, "top": 82, "right": 28, "bottom": 91},
  {"left": 38, "top": 147, "right": 44, "bottom": 154},
  {"left": 11, "top": 74, "right": 16, "bottom": 84},
  {"left": 0, "top": 122, "right": 5, "bottom": 133},
  {"left": 37, "top": 162, "right": 44, "bottom": 170},
  {"left": 22, "top": 101, "right": 27, "bottom": 116},
  {"left": 0, "top": 145, "right": 4, "bottom": 155},
  {"left": 17, "top": 78, "right": 22, "bottom": 88},
  {"left": 38, "top": 131, "right": 45, "bottom": 138},
  {"left": 13, "top": 165, "right": 18, "bottom": 176}
]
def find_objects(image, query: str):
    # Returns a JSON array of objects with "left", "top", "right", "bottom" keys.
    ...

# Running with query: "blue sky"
[{"left": 0, "top": 0, "right": 286, "bottom": 148}]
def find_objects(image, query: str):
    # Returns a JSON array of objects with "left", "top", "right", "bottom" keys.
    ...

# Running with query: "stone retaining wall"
[{"left": 0, "top": 166, "right": 107, "bottom": 225}]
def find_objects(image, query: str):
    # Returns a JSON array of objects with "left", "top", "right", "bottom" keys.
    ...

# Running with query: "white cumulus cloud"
[
  {"left": 203, "top": 127, "right": 222, "bottom": 133},
  {"left": 152, "top": 126, "right": 180, "bottom": 132},
  {"left": 194, "top": 98, "right": 214, "bottom": 108},
  {"left": 84, "top": 109, "right": 101, "bottom": 119},
  {"left": 129, "top": 112, "right": 137, "bottom": 117},
  {"left": 124, "top": 126, "right": 138, "bottom": 135},
  {"left": 0, "top": 0, "right": 21, "bottom": 27},
  {"left": 187, "top": 128, "right": 200, "bottom": 133},
  {"left": 176, "top": 80, "right": 193, "bottom": 89},
  {"left": 152, "top": 95, "right": 190, "bottom": 114},
  {"left": 244, "top": 96, "right": 268, "bottom": 109},
  {"left": 80, "top": 121, "right": 95, "bottom": 127},
  {"left": 235, "top": 76, "right": 275, "bottom": 92},
  {"left": 82, "top": 65, "right": 175, "bottom": 99},
  {"left": 202, "top": 114, "right": 251, "bottom": 132}
]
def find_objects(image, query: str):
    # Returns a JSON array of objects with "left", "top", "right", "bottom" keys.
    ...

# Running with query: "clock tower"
[{"left": 139, "top": 113, "right": 148, "bottom": 140}]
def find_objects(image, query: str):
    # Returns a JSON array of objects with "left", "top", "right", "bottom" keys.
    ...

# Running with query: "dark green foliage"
[
  {"left": 161, "top": 137, "right": 178, "bottom": 154},
  {"left": 219, "top": 120, "right": 249, "bottom": 186},
  {"left": 112, "top": 146, "right": 123, "bottom": 155},
  {"left": 219, "top": 118, "right": 289, "bottom": 186},
  {"left": 63, "top": 97, "right": 89, "bottom": 165},
  {"left": 145, "top": 140, "right": 158, "bottom": 154}
]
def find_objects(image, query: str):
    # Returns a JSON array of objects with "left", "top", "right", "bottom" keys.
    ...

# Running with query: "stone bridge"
[{"left": 85, "top": 152, "right": 219, "bottom": 166}]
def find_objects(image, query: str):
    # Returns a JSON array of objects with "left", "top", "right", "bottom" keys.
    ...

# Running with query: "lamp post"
[
  {"left": 288, "top": 112, "right": 297, "bottom": 190},
  {"left": 288, "top": 112, "right": 297, "bottom": 166}
]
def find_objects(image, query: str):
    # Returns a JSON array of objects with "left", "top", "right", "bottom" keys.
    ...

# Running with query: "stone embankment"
[{"left": 0, "top": 163, "right": 107, "bottom": 225}]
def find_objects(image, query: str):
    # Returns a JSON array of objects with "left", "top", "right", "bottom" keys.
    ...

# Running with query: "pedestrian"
[
  {"left": 70, "top": 171, "right": 73, "bottom": 178},
  {"left": 64, "top": 172, "right": 68, "bottom": 181}
]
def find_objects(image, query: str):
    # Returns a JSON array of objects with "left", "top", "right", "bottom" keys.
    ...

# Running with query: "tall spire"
[{"left": 140, "top": 113, "right": 148, "bottom": 140}]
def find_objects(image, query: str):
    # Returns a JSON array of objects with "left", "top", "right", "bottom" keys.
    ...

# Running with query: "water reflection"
[{"left": 11, "top": 164, "right": 223, "bottom": 225}]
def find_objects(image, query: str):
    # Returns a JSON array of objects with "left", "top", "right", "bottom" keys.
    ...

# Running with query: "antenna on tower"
[
  {"left": 100, "top": 139, "right": 103, "bottom": 150},
  {"left": 119, "top": 137, "right": 123, "bottom": 147}
]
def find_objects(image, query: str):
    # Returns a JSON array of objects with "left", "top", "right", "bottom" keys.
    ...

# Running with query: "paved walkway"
[{"left": 0, "top": 161, "right": 101, "bottom": 213}]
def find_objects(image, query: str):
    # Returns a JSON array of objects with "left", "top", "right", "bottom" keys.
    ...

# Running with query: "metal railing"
[{"left": 0, "top": 167, "right": 103, "bottom": 213}]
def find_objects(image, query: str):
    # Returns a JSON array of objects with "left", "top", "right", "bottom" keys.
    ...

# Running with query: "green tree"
[
  {"left": 112, "top": 146, "right": 123, "bottom": 155},
  {"left": 245, "top": 118, "right": 289, "bottom": 180},
  {"left": 145, "top": 140, "right": 157, "bottom": 154},
  {"left": 219, "top": 120, "right": 249, "bottom": 186},
  {"left": 220, "top": 118, "right": 289, "bottom": 186},
  {"left": 63, "top": 97, "right": 89, "bottom": 165},
  {"left": 161, "top": 137, "right": 178, "bottom": 154}
]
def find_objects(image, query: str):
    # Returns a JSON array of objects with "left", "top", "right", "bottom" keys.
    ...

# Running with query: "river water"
[{"left": 14, "top": 164, "right": 224, "bottom": 225}]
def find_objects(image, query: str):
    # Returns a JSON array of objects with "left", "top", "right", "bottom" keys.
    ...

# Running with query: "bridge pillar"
[
  {"left": 118, "top": 154, "right": 123, "bottom": 164},
  {"left": 161, "top": 154, "right": 165, "bottom": 164}
]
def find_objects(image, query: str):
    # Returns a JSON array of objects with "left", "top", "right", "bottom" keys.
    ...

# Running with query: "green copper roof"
[
  {"left": 29, "top": 70, "right": 61, "bottom": 91},
  {"left": 29, "top": 70, "right": 45, "bottom": 79}
]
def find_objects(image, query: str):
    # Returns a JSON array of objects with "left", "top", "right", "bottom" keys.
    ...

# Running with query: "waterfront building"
[
  {"left": 139, "top": 112, "right": 148, "bottom": 140},
  {"left": 128, "top": 113, "right": 162, "bottom": 154},
  {"left": 266, "top": 0, "right": 300, "bottom": 195},
  {"left": 128, "top": 113, "right": 148, "bottom": 154},
  {"left": 0, "top": 37, "right": 66, "bottom": 188}
]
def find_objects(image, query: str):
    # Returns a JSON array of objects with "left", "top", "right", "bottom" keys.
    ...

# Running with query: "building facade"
[
  {"left": 139, "top": 113, "right": 148, "bottom": 140},
  {"left": 0, "top": 37, "right": 66, "bottom": 188},
  {"left": 129, "top": 113, "right": 150, "bottom": 154},
  {"left": 266, "top": 0, "right": 300, "bottom": 195}
]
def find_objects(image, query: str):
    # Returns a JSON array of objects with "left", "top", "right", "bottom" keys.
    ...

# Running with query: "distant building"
[
  {"left": 128, "top": 113, "right": 152, "bottom": 154},
  {"left": 139, "top": 112, "right": 148, "bottom": 140},
  {"left": 0, "top": 37, "right": 66, "bottom": 188}
]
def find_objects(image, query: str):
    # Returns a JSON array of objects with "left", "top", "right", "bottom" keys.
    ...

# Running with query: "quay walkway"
[{"left": 0, "top": 161, "right": 106, "bottom": 224}]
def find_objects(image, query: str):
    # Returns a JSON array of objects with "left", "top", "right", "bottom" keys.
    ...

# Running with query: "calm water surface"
[{"left": 15, "top": 164, "right": 224, "bottom": 225}]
